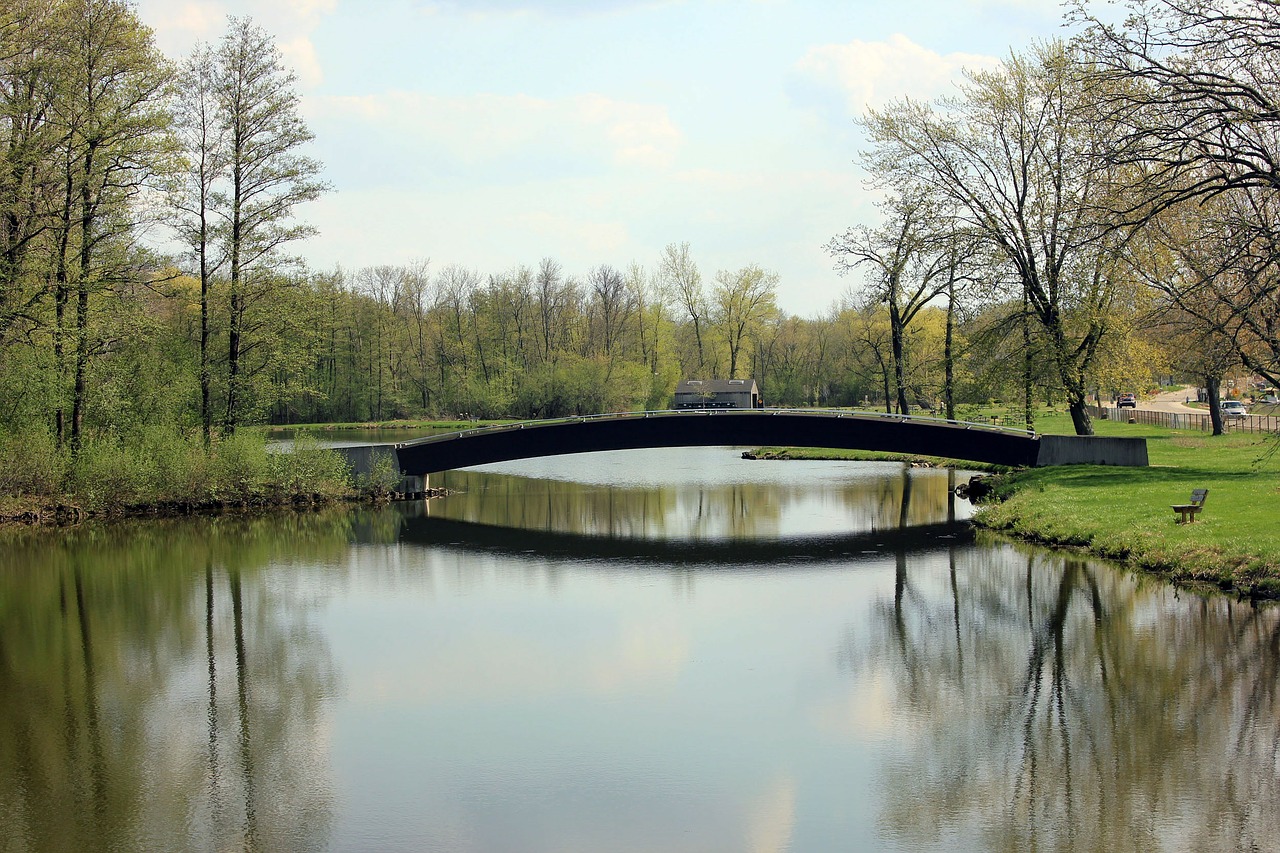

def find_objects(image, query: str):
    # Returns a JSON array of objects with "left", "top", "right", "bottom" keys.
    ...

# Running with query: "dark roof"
[{"left": 675, "top": 378, "right": 758, "bottom": 394}]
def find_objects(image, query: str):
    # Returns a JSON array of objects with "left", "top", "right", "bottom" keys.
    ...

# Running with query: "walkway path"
[{"left": 1144, "top": 386, "right": 1200, "bottom": 414}]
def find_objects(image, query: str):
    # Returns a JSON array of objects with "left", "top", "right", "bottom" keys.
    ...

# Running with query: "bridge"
[{"left": 337, "top": 409, "right": 1148, "bottom": 480}]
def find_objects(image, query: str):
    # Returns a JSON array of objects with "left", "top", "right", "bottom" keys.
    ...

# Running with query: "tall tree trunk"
[
  {"left": 889, "top": 302, "right": 909, "bottom": 415},
  {"left": 200, "top": 210, "right": 211, "bottom": 445},
  {"left": 944, "top": 279, "right": 956, "bottom": 420},
  {"left": 71, "top": 142, "right": 99, "bottom": 454},
  {"left": 1205, "top": 374, "right": 1224, "bottom": 436},
  {"left": 1022, "top": 286, "right": 1035, "bottom": 432}
]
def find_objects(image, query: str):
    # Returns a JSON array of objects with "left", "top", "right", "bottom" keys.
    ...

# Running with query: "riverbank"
[
  {"left": 971, "top": 416, "right": 1280, "bottom": 598},
  {"left": 742, "top": 445, "right": 1009, "bottom": 472},
  {"left": 753, "top": 414, "right": 1280, "bottom": 599},
  {"left": 0, "top": 427, "right": 450, "bottom": 527}
]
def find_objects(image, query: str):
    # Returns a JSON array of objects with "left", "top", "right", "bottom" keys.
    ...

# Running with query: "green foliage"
[
  {"left": 354, "top": 449, "right": 402, "bottom": 498},
  {"left": 269, "top": 435, "right": 354, "bottom": 498},
  {"left": 0, "top": 429, "right": 65, "bottom": 497},
  {"left": 0, "top": 426, "right": 353, "bottom": 512}
]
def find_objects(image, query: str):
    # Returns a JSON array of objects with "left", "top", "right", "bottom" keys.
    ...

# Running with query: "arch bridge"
[{"left": 370, "top": 409, "right": 1147, "bottom": 477}]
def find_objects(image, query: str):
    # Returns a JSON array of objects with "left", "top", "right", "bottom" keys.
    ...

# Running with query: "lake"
[{"left": 0, "top": 447, "right": 1276, "bottom": 852}]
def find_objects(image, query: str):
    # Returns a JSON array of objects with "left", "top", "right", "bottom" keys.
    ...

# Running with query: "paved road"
[{"left": 1143, "top": 386, "right": 1201, "bottom": 414}]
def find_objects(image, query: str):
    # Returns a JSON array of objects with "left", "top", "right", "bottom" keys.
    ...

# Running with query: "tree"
[
  {"left": 828, "top": 189, "right": 967, "bottom": 414},
  {"left": 1130, "top": 188, "right": 1279, "bottom": 415},
  {"left": 712, "top": 264, "right": 778, "bottom": 378},
  {"left": 1073, "top": 0, "right": 1280, "bottom": 209},
  {"left": 213, "top": 17, "right": 327, "bottom": 432},
  {"left": 48, "top": 0, "right": 175, "bottom": 451},
  {"left": 170, "top": 42, "right": 225, "bottom": 443},
  {"left": 660, "top": 241, "right": 707, "bottom": 372},
  {"left": 0, "top": 0, "right": 60, "bottom": 348},
  {"left": 863, "top": 42, "right": 1137, "bottom": 435},
  {"left": 1074, "top": 0, "right": 1280, "bottom": 389},
  {"left": 585, "top": 263, "right": 635, "bottom": 366}
]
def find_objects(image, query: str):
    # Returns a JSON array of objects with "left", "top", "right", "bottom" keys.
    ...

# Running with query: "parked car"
[
  {"left": 1220, "top": 400, "right": 1248, "bottom": 418},
  {"left": 1262, "top": 393, "right": 1279, "bottom": 405},
  {"left": 1117, "top": 393, "right": 1137, "bottom": 408}
]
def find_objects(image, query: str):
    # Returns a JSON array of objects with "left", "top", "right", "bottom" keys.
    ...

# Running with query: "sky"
[{"left": 133, "top": 0, "right": 1069, "bottom": 316}]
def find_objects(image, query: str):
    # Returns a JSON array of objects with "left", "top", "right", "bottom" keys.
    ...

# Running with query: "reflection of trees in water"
[
  {"left": 0, "top": 512, "right": 348, "bottom": 851},
  {"left": 845, "top": 537, "right": 1280, "bottom": 851},
  {"left": 431, "top": 464, "right": 963, "bottom": 538}
]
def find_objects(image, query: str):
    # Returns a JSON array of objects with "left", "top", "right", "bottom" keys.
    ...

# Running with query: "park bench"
[{"left": 1171, "top": 488, "right": 1208, "bottom": 524}]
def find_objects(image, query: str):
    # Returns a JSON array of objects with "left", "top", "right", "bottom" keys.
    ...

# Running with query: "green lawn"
[
  {"left": 750, "top": 408, "right": 1280, "bottom": 597},
  {"left": 976, "top": 413, "right": 1280, "bottom": 598}
]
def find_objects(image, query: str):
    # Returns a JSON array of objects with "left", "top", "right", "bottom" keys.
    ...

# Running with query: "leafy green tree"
[
  {"left": 213, "top": 17, "right": 327, "bottom": 432},
  {"left": 712, "top": 263, "right": 778, "bottom": 378},
  {"left": 169, "top": 42, "right": 225, "bottom": 443},
  {"left": 48, "top": 0, "right": 175, "bottom": 451}
]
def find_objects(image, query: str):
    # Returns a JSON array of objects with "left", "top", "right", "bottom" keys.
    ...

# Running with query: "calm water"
[{"left": 1, "top": 448, "right": 1277, "bottom": 853}]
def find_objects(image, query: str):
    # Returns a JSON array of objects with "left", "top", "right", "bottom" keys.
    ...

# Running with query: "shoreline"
[
  {"left": 0, "top": 488, "right": 450, "bottom": 528},
  {"left": 741, "top": 443, "right": 1280, "bottom": 601}
]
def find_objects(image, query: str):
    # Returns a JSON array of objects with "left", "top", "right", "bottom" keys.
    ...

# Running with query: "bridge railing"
[{"left": 397, "top": 407, "right": 1038, "bottom": 447}]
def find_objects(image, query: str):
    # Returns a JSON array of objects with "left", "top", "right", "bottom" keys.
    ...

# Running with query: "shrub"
[
  {"left": 268, "top": 435, "right": 352, "bottom": 498},
  {"left": 0, "top": 428, "right": 65, "bottom": 498}
]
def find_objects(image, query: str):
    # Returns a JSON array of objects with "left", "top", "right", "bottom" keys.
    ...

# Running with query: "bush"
[
  {"left": 267, "top": 434, "right": 352, "bottom": 498},
  {"left": 0, "top": 426, "right": 357, "bottom": 512},
  {"left": 0, "top": 428, "right": 65, "bottom": 498},
  {"left": 207, "top": 431, "right": 273, "bottom": 501},
  {"left": 67, "top": 434, "right": 156, "bottom": 508}
]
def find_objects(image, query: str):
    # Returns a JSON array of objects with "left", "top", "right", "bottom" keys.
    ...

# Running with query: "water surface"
[{"left": 0, "top": 448, "right": 1275, "bottom": 852}]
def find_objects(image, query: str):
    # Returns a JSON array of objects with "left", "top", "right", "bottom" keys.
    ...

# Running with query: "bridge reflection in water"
[
  {"left": 375, "top": 409, "right": 1147, "bottom": 479},
  {"left": 405, "top": 454, "right": 971, "bottom": 563}
]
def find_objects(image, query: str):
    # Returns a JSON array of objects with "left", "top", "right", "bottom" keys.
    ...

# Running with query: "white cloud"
[
  {"left": 139, "top": 0, "right": 226, "bottom": 50},
  {"left": 279, "top": 35, "right": 325, "bottom": 87},
  {"left": 795, "top": 33, "right": 1000, "bottom": 112},
  {"left": 136, "top": 0, "right": 332, "bottom": 87},
  {"left": 309, "top": 90, "right": 682, "bottom": 171}
]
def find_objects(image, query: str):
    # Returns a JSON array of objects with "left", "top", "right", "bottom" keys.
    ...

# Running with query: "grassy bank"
[
  {"left": 973, "top": 414, "right": 1280, "bottom": 597},
  {"left": 261, "top": 418, "right": 514, "bottom": 433},
  {"left": 0, "top": 429, "right": 394, "bottom": 524},
  {"left": 746, "top": 408, "right": 1280, "bottom": 598},
  {"left": 744, "top": 445, "right": 1008, "bottom": 471}
]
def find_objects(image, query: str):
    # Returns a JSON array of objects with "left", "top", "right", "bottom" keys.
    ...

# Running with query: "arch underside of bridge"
[{"left": 393, "top": 411, "right": 1045, "bottom": 476}]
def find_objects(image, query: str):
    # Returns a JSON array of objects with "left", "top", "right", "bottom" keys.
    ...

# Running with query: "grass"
[
  {"left": 0, "top": 429, "right": 381, "bottom": 523},
  {"left": 972, "top": 412, "right": 1280, "bottom": 598},
  {"left": 746, "top": 445, "right": 1008, "bottom": 471},
  {"left": 260, "top": 418, "right": 516, "bottom": 432},
  {"left": 748, "top": 406, "right": 1280, "bottom": 598}
]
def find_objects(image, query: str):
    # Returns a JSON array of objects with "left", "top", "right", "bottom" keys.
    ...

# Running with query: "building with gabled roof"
[{"left": 672, "top": 378, "right": 761, "bottom": 409}]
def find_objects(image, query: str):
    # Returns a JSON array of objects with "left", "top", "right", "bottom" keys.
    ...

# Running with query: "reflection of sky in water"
[
  {"left": 466, "top": 446, "right": 903, "bottom": 487},
  {"left": 432, "top": 447, "right": 976, "bottom": 539}
]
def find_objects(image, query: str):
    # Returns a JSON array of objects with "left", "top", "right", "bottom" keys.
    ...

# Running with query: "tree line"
[
  {"left": 845, "top": 1, "right": 1280, "bottom": 435},
  {"left": 3, "top": 0, "right": 1278, "bottom": 451}
]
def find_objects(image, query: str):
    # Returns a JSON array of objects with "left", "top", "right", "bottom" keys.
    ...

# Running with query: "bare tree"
[
  {"left": 1073, "top": 0, "right": 1280, "bottom": 209},
  {"left": 659, "top": 241, "right": 707, "bottom": 371},
  {"left": 585, "top": 263, "right": 634, "bottom": 363},
  {"left": 828, "top": 189, "right": 964, "bottom": 414},
  {"left": 862, "top": 42, "right": 1138, "bottom": 434},
  {"left": 171, "top": 42, "right": 225, "bottom": 443}
]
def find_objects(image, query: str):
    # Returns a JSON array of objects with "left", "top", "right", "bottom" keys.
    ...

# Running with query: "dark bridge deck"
[{"left": 384, "top": 409, "right": 1147, "bottom": 476}]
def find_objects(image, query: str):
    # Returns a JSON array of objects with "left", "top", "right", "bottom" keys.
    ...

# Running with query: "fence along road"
[{"left": 1093, "top": 391, "right": 1280, "bottom": 434}]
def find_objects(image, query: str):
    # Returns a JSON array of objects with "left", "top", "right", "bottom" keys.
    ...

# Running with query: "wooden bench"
[{"left": 1171, "top": 488, "right": 1208, "bottom": 524}]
